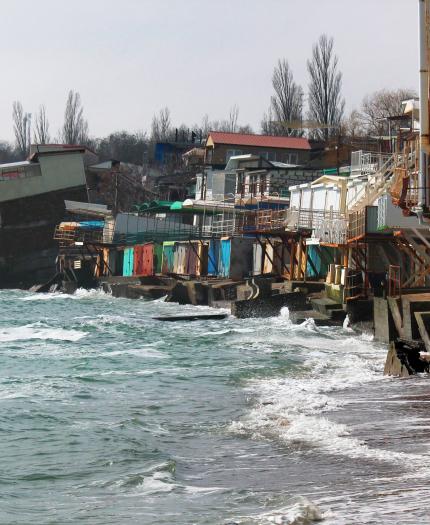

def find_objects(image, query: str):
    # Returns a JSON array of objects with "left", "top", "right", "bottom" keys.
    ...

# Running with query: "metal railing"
[
  {"left": 314, "top": 216, "right": 348, "bottom": 244},
  {"left": 54, "top": 226, "right": 103, "bottom": 244},
  {"left": 344, "top": 269, "right": 365, "bottom": 301},
  {"left": 348, "top": 153, "right": 397, "bottom": 212},
  {"left": 350, "top": 151, "right": 392, "bottom": 177},
  {"left": 286, "top": 208, "right": 347, "bottom": 235},
  {"left": 348, "top": 209, "right": 366, "bottom": 240}
]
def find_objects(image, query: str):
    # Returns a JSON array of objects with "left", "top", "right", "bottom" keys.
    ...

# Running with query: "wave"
[
  {"left": 21, "top": 288, "right": 111, "bottom": 302},
  {"left": 0, "top": 325, "right": 86, "bottom": 342},
  {"left": 229, "top": 326, "right": 423, "bottom": 464},
  {"left": 231, "top": 496, "right": 324, "bottom": 524}
]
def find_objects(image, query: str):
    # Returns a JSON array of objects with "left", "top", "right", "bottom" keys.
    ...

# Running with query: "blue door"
[
  {"left": 208, "top": 240, "right": 219, "bottom": 275},
  {"left": 123, "top": 248, "right": 134, "bottom": 276},
  {"left": 219, "top": 239, "right": 231, "bottom": 278}
]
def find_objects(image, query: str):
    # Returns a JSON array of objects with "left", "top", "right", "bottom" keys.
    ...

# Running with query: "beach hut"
[
  {"left": 162, "top": 242, "right": 176, "bottom": 273},
  {"left": 218, "top": 237, "right": 254, "bottom": 280},
  {"left": 133, "top": 245, "right": 145, "bottom": 275},
  {"left": 123, "top": 247, "right": 134, "bottom": 276},
  {"left": 173, "top": 243, "right": 188, "bottom": 274},
  {"left": 154, "top": 243, "right": 163, "bottom": 274},
  {"left": 208, "top": 239, "right": 220, "bottom": 276}
]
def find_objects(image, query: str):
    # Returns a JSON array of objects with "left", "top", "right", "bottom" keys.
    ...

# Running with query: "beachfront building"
[
  {"left": 204, "top": 131, "right": 311, "bottom": 169},
  {"left": 0, "top": 144, "right": 93, "bottom": 286}
]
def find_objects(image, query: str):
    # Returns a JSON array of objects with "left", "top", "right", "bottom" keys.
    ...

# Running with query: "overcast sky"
[{"left": 0, "top": 0, "right": 419, "bottom": 142}]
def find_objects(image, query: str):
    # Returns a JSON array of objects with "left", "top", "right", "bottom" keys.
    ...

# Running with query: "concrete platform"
[
  {"left": 284, "top": 280, "right": 326, "bottom": 293},
  {"left": 231, "top": 292, "right": 308, "bottom": 319},
  {"left": 290, "top": 309, "right": 344, "bottom": 326},
  {"left": 310, "top": 297, "right": 342, "bottom": 315}
]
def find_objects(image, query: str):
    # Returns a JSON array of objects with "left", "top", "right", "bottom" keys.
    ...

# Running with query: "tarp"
[
  {"left": 79, "top": 220, "right": 104, "bottom": 230},
  {"left": 170, "top": 201, "right": 183, "bottom": 210}
]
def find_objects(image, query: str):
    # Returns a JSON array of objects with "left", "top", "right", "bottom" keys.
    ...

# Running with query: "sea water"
[{"left": 1, "top": 289, "right": 429, "bottom": 524}]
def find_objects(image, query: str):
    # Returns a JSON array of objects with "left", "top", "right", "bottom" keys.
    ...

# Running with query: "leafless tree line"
[
  {"left": 11, "top": 89, "right": 89, "bottom": 157},
  {"left": 149, "top": 103, "right": 252, "bottom": 143},
  {"left": 261, "top": 34, "right": 345, "bottom": 139},
  {"left": 7, "top": 41, "right": 416, "bottom": 163},
  {"left": 262, "top": 34, "right": 416, "bottom": 141}
]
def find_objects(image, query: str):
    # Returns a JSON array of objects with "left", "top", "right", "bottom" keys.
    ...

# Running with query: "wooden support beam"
[{"left": 264, "top": 235, "right": 290, "bottom": 278}]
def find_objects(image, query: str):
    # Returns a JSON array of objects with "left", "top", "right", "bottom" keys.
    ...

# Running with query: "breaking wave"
[
  {"left": 231, "top": 496, "right": 324, "bottom": 524},
  {"left": 229, "top": 325, "right": 416, "bottom": 464},
  {"left": 0, "top": 325, "right": 86, "bottom": 342}
]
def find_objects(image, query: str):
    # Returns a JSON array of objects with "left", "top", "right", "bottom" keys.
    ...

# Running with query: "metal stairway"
[{"left": 349, "top": 154, "right": 398, "bottom": 213}]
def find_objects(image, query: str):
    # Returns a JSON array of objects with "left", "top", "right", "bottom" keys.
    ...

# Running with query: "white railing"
[
  {"left": 286, "top": 208, "right": 347, "bottom": 243},
  {"left": 349, "top": 153, "right": 398, "bottom": 212},
  {"left": 350, "top": 151, "right": 392, "bottom": 177},
  {"left": 314, "top": 217, "right": 348, "bottom": 244}
]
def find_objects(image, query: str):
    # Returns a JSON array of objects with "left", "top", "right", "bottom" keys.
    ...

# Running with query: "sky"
[{"left": 0, "top": 0, "right": 419, "bottom": 142}]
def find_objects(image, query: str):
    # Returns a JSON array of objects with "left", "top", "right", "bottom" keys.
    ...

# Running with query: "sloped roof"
[
  {"left": 208, "top": 131, "right": 311, "bottom": 150},
  {"left": 88, "top": 160, "right": 120, "bottom": 171}
]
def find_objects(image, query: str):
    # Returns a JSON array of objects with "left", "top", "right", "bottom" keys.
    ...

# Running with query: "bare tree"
[
  {"left": 34, "top": 105, "right": 50, "bottom": 144},
  {"left": 307, "top": 35, "right": 345, "bottom": 140},
  {"left": 261, "top": 106, "right": 276, "bottom": 135},
  {"left": 228, "top": 104, "right": 239, "bottom": 132},
  {"left": 341, "top": 109, "right": 366, "bottom": 138},
  {"left": 360, "top": 88, "right": 417, "bottom": 136},
  {"left": 201, "top": 114, "right": 211, "bottom": 138},
  {"left": 151, "top": 107, "right": 172, "bottom": 141},
  {"left": 12, "top": 101, "right": 30, "bottom": 158},
  {"left": 62, "top": 90, "right": 89, "bottom": 144},
  {"left": 265, "top": 59, "right": 304, "bottom": 136},
  {"left": 237, "top": 124, "right": 253, "bottom": 134}
]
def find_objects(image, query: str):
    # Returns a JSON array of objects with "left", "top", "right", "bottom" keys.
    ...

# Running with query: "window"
[
  {"left": 225, "top": 149, "right": 242, "bottom": 163},
  {"left": 283, "top": 153, "right": 298, "bottom": 164}
]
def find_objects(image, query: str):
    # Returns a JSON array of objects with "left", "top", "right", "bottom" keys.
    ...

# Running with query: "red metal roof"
[{"left": 208, "top": 131, "right": 311, "bottom": 150}]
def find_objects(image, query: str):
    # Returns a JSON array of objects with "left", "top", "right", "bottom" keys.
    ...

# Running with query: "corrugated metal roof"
[{"left": 208, "top": 131, "right": 311, "bottom": 150}]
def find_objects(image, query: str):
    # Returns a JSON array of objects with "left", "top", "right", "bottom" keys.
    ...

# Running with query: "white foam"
[
  {"left": 233, "top": 496, "right": 324, "bottom": 524},
  {"left": 73, "top": 288, "right": 111, "bottom": 299},
  {"left": 21, "top": 292, "right": 69, "bottom": 301},
  {"left": 229, "top": 326, "right": 420, "bottom": 464},
  {"left": 0, "top": 325, "right": 86, "bottom": 342},
  {"left": 20, "top": 288, "right": 111, "bottom": 302}
]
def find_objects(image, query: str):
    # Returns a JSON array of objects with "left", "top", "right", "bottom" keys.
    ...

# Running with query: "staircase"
[
  {"left": 349, "top": 154, "right": 398, "bottom": 213},
  {"left": 395, "top": 228, "right": 430, "bottom": 288}
]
